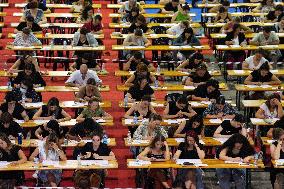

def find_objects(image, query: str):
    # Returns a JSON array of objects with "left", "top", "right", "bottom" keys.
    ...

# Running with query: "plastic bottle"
[
  {"left": 7, "top": 80, "right": 12, "bottom": 90},
  {"left": 18, "top": 133, "right": 23, "bottom": 145},
  {"left": 156, "top": 64, "right": 161, "bottom": 75},
  {"left": 102, "top": 134, "right": 108, "bottom": 144},
  {"left": 124, "top": 94, "right": 128, "bottom": 106},
  {"left": 154, "top": 79, "right": 159, "bottom": 88},
  {"left": 3, "top": 62, "right": 7, "bottom": 72},
  {"left": 133, "top": 112, "right": 138, "bottom": 124},
  {"left": 127, "top": 131, "right": 132, "bottom": 143},
  {"left": 102, "top": 63, "right": 105, "bottom": 71},
  {"left": 50, "top": 38, "right": 54, "bottom": 48},
  {"left": 26, "top": 131, "right": 31, "bottom": 141},
  {"left": 63, "top": 40, "right": 67, "bottom": 49},
  {"left": 254, "top": 153, "right": 258, "bottom": 166},
  {"left": 77, "top": 154, "right": 81, "bottom": 166}
]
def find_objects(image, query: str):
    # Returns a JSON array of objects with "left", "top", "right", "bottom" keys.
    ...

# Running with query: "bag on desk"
[{"left": 74, "top": 170, "right": 101, "bottom": 188}]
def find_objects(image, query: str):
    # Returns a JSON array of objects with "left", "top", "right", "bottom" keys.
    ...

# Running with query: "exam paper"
[
  {"left": 209, "top": 119, "right": 222, "bottom": 124},
  {"left": 24, "top": 102, "right": 44, "bottom": 108},
  {"left": 184, "top": 86, "right": 195, "bottom": 90},
  {"left": 128, "top": 160, "right": 151, "bottom": 166},
  {"left": 214, "top": 138, "right": 228, "bottom": 144},
  {"left": 176, "top": 159, "right": 202, "bottom": 165},
  {"left": 42, "top": 160, "right": 60, "bottom": 166}
]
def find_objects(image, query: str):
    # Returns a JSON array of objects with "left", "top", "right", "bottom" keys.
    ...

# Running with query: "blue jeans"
[
  {"left": 174, "top": 168, "right": 204, "bottom": 189},
  {"left": 216, "top": 168, "right": 246, "bottom": 189}
]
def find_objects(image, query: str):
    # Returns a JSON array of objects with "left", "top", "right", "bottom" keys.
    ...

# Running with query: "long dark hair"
[
  {"left": 0, "top": 133, "right": 13, "bottom": 149},
  {"left": 188, "top": 114, "right": 203, "bottom": 129},
  {"left": 46, "top": 120, "right": 64, "bottom": 138},
  {"left": 265, "top": 93, "right": 281, "bottom": 109},
  {"left": 149, "top": 135, "right": 166, "bottom": 151},
  {"left": 181, "top": 27, "right": 194, "bottom": 43},
  {"left": 21, "top": 79, "right": 34, "bottom": 93},
  {"left": 81, "top": 5, "right": 93, "bottom": 21},
  {"left": 47, "top": 97, "right": 60, "bottom": 117},
  {"left": 182, "top": 130, "right": 201, "bottom": 151}
]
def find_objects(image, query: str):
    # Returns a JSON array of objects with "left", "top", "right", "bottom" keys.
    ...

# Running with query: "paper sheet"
[
  {"left": 42, "top": 160, "right": 60, "bottom": 166},
  {"left": 24, "top": 102, "right": 44, "bottom": 108},
  {"left": 0, "top": 161, "right": 10, "bottom": 168},
  {"left": 246, "top": 85, "right": 258, "bottom": 88},
  {"left": 213, "top": 137, "right": 228, "bottom": 144},
  {"left": 234, "top": 70, "right": 245, "bottom": 74},
  {"left": 184, "top": 86, "right": 195, "bottom": 90},
  {"left": 230, "top": 45, "right": 241, "bottom": 48},
  {"left": 34, "top": 87, "right": 44, "bottom": 91},
  {"left": 261, "top": 85, "right": 272, "bottom": 88},
  {"left": 175, "top": 138, "right": 185, "bottom": 143},
  {"left": 189, "top": 102, "right": 201, "bottom": 106},
  {"left": 276, "top": 159, "right": 284, "bottom": 165},
  {"left": 15, "top": 120, "right": 25, "bottom": 124},
  {"left": 169, "top": 46, "right": 181, "bottom": 50},
  {"left": 81, "top": 160, "right": 109, "bottom": 166},
  {"left": 124, "top": 119, "right": 133, "bottom": 124},
  {"left": 128, "top": 160, "right": 151, "bottom": 166},
  {"left": 176, "top": 159, "right": 202, "bottom": 165},
  {"left": 164, "top": 119, "right": 179, "bottom": 124},
  {"left": 131, "top": 140, "right": 150, "bottom": 144},
  {"left": 200, "top": 101, "right": 211, "bottom": 105},
  {"left": 209, "top": 119, "right": 222, "bottom": 124},
  {"left": 266, "top": 140, "right": 276, "bottom": 144},
  {"left": 125, "top": 46, "right": 145, "bottom": 49},
  {"left": 0, "top": 86, "right": 8, "bottom": 90},
  {"left": 96, "top": 119, "right": 106, "bottom": 123},
  {"left": 34, "top": 120, "right": 49, "bottom": 125}
]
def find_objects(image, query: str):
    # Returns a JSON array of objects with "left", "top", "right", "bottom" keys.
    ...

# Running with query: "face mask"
[{"left": 20, "top": 87, "right": 27, "bottom": 93}]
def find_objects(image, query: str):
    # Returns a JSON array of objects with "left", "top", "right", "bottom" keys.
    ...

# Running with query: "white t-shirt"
[
  {"left": 244, "top": 55, "right": 268, "bottom": 70},
  {"left": 65, "top": 70, "right": 102, "bottom": 85},
  {"left": 167, "top": 24, "right": 184, "bottom": 36},
  {"left": 260, "top": 103, "right": 278, "bottom": 118}
]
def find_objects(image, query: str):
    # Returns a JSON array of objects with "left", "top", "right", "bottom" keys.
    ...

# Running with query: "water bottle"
[
  {"left": 7, "top": 80, "right": 12, "bottom": 90},
  {"left": 101, "top": 63, "right": 105, "bottom": 71},
  {"left": 18, "top": 133, "right": 23, "bottom": 145},
  {"left": 254, "top": 153, "right": 258, "bottom": 166},
  {"left": 64, "top": 138, "right": 68, "bottom": 146},
  {"left": 33, "top": 157, "right": 39, "bottom": 169},
  {"left": 50, "top": 38, "right": 54, "bottom": 48},
  {"left": 63, "top": 40, "right": 67, "bottom": 49},
  {"left": 260, "top": 9, "right": 264, "bottom": 23},
  {"left": 22, "top": 93, "right": 26, "bottom": 103},
  {"left": 26, "top": 131, "right": 31, "bottom": 141},
  {"left": 156, "top": 64, "right": 161, "bottom": 75},
  {"left": 154, "top": 79, "right": 159, "bottom": 88},
  {"left": 133, "top": 112, "right": 138, "bottom": 124},
  {"left": 77, "top": 154, "right": 81, "bottom": 166},
  {"left": 127, "top": 131, "right": 132, "bottom": 143},
  {"left": 3, "top": 62, "right": 8, "bottom": 72},
  {"left": 124, "top": 94, "right": 128, "bottom": 107},
  {"left": 102, "top": 134, "right": 108, "bottom": 144}
]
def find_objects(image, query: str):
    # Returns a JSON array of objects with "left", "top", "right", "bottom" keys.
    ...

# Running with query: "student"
[
  {"left": 256, "top": 93, "right": 283, "bottom": 119},
  {"left": 191, "top": 79, "right": 221, "bottom": 101},
  {"left": 0, "top": 112, "right": 23, "bottom": 140},
  {"left": 72, "top": 27, "right": 98, "bottom": 48},
  {"left": 183, "top": 63, "right": 212, "bottom": 87},
  {"left": 8, "top": 53, "right": 39, "bottom": 73},
  {"left": 70, "top": 53, "right": 100, "bottom": 72},
  {"left": 171, "top": 3, "right": 191, "bottom": 23},
  {"left": 128, "top": 15, "right": 151, "bottom": 33},
  {"left": 268, "top": 116, "right": 284, "bottom": 138},
  {"left": 174, "top": 115, "right": 204, "bottom": 138},
  {"left": 33, "top": 97, "right": 71, "bottom": 122},
  {"left": 75, "top": 78, "right": 102, "bottom": 102},
  {"left": 213, "top": 114, "right": 247, "bottom": 138},
  {"left": 214, "top": 6, "right": 232, "bottom": 23},
  {"left": 252, "top": 0, "right": 275, "bottom": 13},
  {"left": 124, "top": 95, "right": 156, "bottom": 119},
  {"left": 137, "top": 135, "right": 171, "bottom": 189},
  {"left": 123, "top": 51, "right": 155, "bottom": 72},
  {"left": 173, "top": 131, "right": 205, "bottom": 189},
  {"left": 35, "top": 120, "right": 66, "bottom": 142},
  {"left": 76, "top": 5, "right": 93, "bottom": 24},
  {"left": 20, "top": 1, "right": 47, "bottom": 24},
  {"left": 242, "top": 49, "right": 269, "bottom": 70},
  {"left": 13, "top": 27, "right": 42, "bottom": 47},
  {"left": 163, "top": 96, "right": 196, "bottom": 119},
  {"left": 275, "top": 16, "right": 284, "bottom": 33},
  {"left": 176, "top": 52, "right": 204, "bottom": 72},
  {"left": 166, "top": 21, "right": 190, "bottom": 36},
  {"left": 14, "top": 16, "right": 42, "bottom": 33},
  {"left": 161, "top": 0, "right": 180, "bottom": 14},
  {"left": 12, "top": 79, "right": 41, "bottom": 103},
  {"left": 203, "top": 95, "right": 237, "bottom": 119},
  {"left": 29, "top": 133, "right": 67, "bottom": 187},
  {"left": 216, "top": 134, "right": 255, "bottom": 189},
  {"left": 123, "top": 7, "right": 140, "bottom": 23},
  {"left": 266, "top": 4, "right": 284, "bottom": 22},
  {"left": 118, "top": 0, "right": 145, "bottom": 15},
  {"left": 270, "top": 128, "right": 284, "bottom": 189},
  {"left": 0, "top": 133, "right": 27, "bottom": 188},
  {"left": 221, "top": 17, "right": 253, "bottom": 34},
  {"left": 133, "top": 113, "right": 168, "bottom": 140},
  {"left": 76, "top": 100, "right": 112, "bottom": 122}
]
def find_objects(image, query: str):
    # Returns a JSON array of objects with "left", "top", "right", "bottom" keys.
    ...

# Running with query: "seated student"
[
  {"left": 124, "top": 63, "right": 156, "bottom": 87},
  {"left": 66, "top": 118, "right": 104, "bottom": 140},
  {"left": 250, "top": 26, "right": 281, "bottom": 62},
  {"left": 128, "top": 15, "right": 151, "bottom": 34},
  {"left": 72, "top": 27, "right": 98, "bottom": 48},
  {"left": 137, "top": 135, "right": 171, "bottom": 189},
  {"left": 0, "top": 133, "right": 27, "bottom": 188},
  {"left": 76, "top": 132, "right": 116, "bottom": 188},
  {"left": 70, "top": 0, "right": 91, "bottom": 13},
  {"left": 161, "top": 0, "right": 180, "bottom": 14},
  {"left": 124, "top": 95, "right": 156, "bottom": 119},
  {"left": 255, "top": 93, "right": 283, "bottom": 119},
  {"left": 65, "top": 64, "right": 102, "bottom": 87},
  {"left": 244, "top": 62, "right": 281, "bottom": 85},
  {"left": 242, "top": 48, "right": 269, "bottom": 70},
  {"left": 171, "top": 3, "right": 191, "bottom": 23},
  {"left": 214, "top": 6, "right": 232, "bottom": 23},
  {"left": 173, "top": 131, "right": 205, "bottom": 189},
  {"left": 14, "top": 16, "right": 42, "bottom": 33},
  {"left": 270, "top": 128, "right": 284, "bottom": 189},
  {"left": 118, "top": 0, "right": 145, "bottom": 15},
  {"left": 82, "top": 15, "right": 103, "bottom": 34},
  {"left": 13, "top": 27, "right": 42, "bottom": 47},
  {"left": 20, "top": 1, "right": 47, "bottom": 24},
  {"left": 252, "top": 0, "right": 275, "bottom": 13},
  {"left": 33, "top": 97, "right": 71, "bottom": 122},
  {"left": 123, "top": 51, "right": 155, "bottom": 72},
  {"left": 13, "top": 63, "right": 46, "bottom": 87},
  {"left": 35, "top": 120, "right": 67, "bottom": 143},
  {"left": 70, "top": 53, "right": 100, "bottom": 72},
  {"left": 224, "top": 24, "right": 247, "bottom": 69},
  {"left": 76, "top": 5, "right": 93, "bottom": 24},
  {"left": 166, "top": 20, "right": 190, "bottom": 36},
  {"left": 24, "top": 0, "right": 50, "bottom": 13},
  {"left": 174, "top": 114, "right": 204, "bottom": 138},
  {"left": 0, "top": 112, "right": 23, "bottom": 140},
  {"left": 209, "top": 0, "right": 230, "bottom": 13},
  {"left": 8, "top": 53, "right": 39, "bottom": 73},
  {"left": 213, "top": 114, "right": 247, "bottom": 138},
  {"left": 221, "top": 17, "right": 253, "bottom": 34},
  {"left": 268, "top": 116, "right": 284, "bottom": 138},
  {"left": 0, "top": 92, "right": 29, "bottom": 121},
  {"left": 133, "top": 113, "right": 168, "bottom": 140},
  {"left": 203, "top": 95, "right": 237, "bottom": 119},
  {"left": 216, "top": 134, "right": 255, "bottom": 189},
  {"left": 76, "top": 99, "right": 112, "bottom": 122},
  {"left": 75, "top": 78, "right": 102, "bottom": 102},
  {"left": 173, "top": 28, "right": 201, "bottom": 60},
  {"left": 12, "top": 79, "right": 41, "bottom": 103},
  {"left": 191, "top": 79, "right": 221, "bottom": 101},
  {"left": 122, "top": 29, "right": 151, "bottom": 59},
  {"left": 163, "top": 96, "right": 196, "bottom": 119},
  {"left": 266, "top": 4, "right": 284, "bottom": 22},
  {"left": 123, "top": 7, "right": 140, "bottom": 23},
  {"left": 29, "top": 133, "right": 67, "bottom": 187},
  {"left": 275, "top": 16, "right": 284, "bottom": 33},
  {"left": 183, "top": 63, "right": 211, "bottom": 87},
  {"left": 125, "top": 76, "right": 155, "bottom": 102},
  {"left": 176, "top": 52, "right": 204, "bottom": 71}
]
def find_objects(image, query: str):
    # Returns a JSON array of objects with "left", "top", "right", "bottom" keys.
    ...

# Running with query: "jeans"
[
  {"left": 196, "top": 168, "right": 204, "bottom": 189},
  {"left": 216, "top": 168, "right": 246, "bottom": 189}
]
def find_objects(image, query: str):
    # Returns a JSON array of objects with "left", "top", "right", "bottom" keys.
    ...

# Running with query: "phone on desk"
[{"left": 183, "top": 162, "right": 194, "bottom": 165}]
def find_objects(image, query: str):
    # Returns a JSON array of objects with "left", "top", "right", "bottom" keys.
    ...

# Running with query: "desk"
[
  {"left": 17, "top": 119, "right": 114, "bottom": 128},
  {"left": 14, "top": 3, "right": 101, "bottom": 9},
  {"left": 11, "top": 22, "right": 84, "bottom": 28},
  {"left": 115, "top": 70, "right": 221, "bottom": 77},
  {"left": 8, "top": 33, "right": 104, "bottom": 39},
  {"left": 228, "top": 70, "right": 284, "bottom": 77},
  {"left": 107, "top": 4, "right": 166, "bottom": 9},
  {"left": 122, "top": 118, "right": 186, "bottom": 127},
  {"left": 211, "top": 32, "right": 284, "bottom": 39},
  {"left": 109, "top": 13, "right": 196, "bottom": 18},
  {"left": 112, "top": 45, "right": 210, "bottom": 51},
  {"left": 216, "top": 44, "right": 284, "bottom": 51},
  {"left": 250, "top": 118, "right": 278, "bottom": 126},
  {"left": 109, "top": 22, "right": 201, "bottom": 29},
  {"left": 0, "top": 85, "right": 110, "bottom": 92},
  {"left": 6, "top": 45, "right": 105, "bottom": 51},
  {"left": 117, "top": 83, "right": 228, "bottom": 91},
  {"left": 22, "top": 101, "right": 111, "bottom": 109},
  {"left": 13, "top": 12, "right": 87, "bottom": 18},
  {"left": 111, "top": 33, "right": 177, "bottom": 39},
  {"left": 0, "top": 160, "right": 118, "bottom": 171}
]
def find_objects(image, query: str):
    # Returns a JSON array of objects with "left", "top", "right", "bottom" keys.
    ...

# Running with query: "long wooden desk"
[
  {"left": 8, "top": 33, "right": 104, "bottom": 39},
  {"left": 242, "top": 100, "right": 284, "bottom": 108},
  {"left": 0, "top": 3, "right": 8, "bottom": 8},
  {"left": 117, "top": 83, "right": 228, "bottom": 92},
  {"left": 216, "top": 44, "right": 284, "bottom": 51},
  {"left": 211, "top": 32, "right": 284, "bottom": 39},
  {"left": 22, "top": 101, "right": 111, "bottom": 109},
  {"left": 112, "top": 45, "right": 210, "bottom": 51},
  {"left": 202, "top": 12, "right": 267, "bottom": 18},
  {"left": 109, "top": 22, "right": 202, "bottom": 29},
  {"left": 0, "top": 160, "right": 118, "bottom": 171},
  {"left": 14, "top": 3, "right": 101, "bottom": 9},
  {"left": 107, "top": 4, "right": 167, "bottom": 9},
  {"left": 109, "top": 13, "right": 196, "bottom": 18},
  {"left": 13, "top": 12, "right": 87, "bottom": 18},
  {"left": 17, "top": 119, "right": 114, "bottom": 128},
  {"left": 198, "top": 2, "right": 284, "bottom": 8},
  {"left": 11, "top": 22, "right": 84, "bottom": 28},
  {"left": 250, "top": 118, "right": 279, "bottom": 126},
  {"left": 111, "top": 33, "right": 177, "bottom": 39},
  {"left": 228, "top": 70, "right": 284, "bottom": 77},
  {"left": 0, "top": 85, "right": 110, "bottom": 92},
  {"left": 6, "top": 45, "right": 105, "bottom": 51},
  {"left": 127, "top": 159, "right": 264, "bottom": 169},
  {"left": 12, "top": 138, "right": 116, "bottom": 147},
  {"left": 115, "top": 70, "right": 221, "bottom": 77}
]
